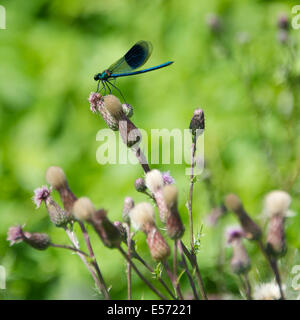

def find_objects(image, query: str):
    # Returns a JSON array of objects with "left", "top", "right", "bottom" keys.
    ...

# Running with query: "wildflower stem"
[
  {"left": 64, "top": 226, "right": 110, "bottom": 300},
  {"left": 241, "top": 273, "right": 252, "bottom": 300},
  {"left": 163, "top": 260, "right": 184, "bottom": 300},
  {"left": 188, "top": 135, "right": 197, "bottom": 254},
  {"left": 118, "top": 246, "right": 168, "bottom": 300},
  {"left": 125, "top": 223, "right": 132, "bottom": 300},
  {"left": 133, "top": 252, "right": 176, "bottom": 299},
  {"left": 257, "top": 240, "right": 285, "bottom": 299},
  {"left": 77, "top": 221, "right": 110, "bottom": 300},
  {"left": 50, "top": 243, "right": 90, "bottom": 257},
  {"left": 134, "top": 147, "right": 150, "bottom": 173},
  {"left": 181, "top": 240, "right": 208, "bottom": 300},
  {"left": 177, "top": 240, "right": 199, "bottom": 300}
]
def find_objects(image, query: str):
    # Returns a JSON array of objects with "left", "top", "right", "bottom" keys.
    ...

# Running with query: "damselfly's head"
[{"left": 94, "top": 73, "right": 101, "bottom": 81}]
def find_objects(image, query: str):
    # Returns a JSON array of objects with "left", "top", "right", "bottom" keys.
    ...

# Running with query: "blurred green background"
[{"left": 1, "top": 0, "right": 300, "bottom": 299}]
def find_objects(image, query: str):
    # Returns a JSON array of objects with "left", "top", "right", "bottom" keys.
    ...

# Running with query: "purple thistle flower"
[
  {"left": 226, "top": 226, "right": 245, "bottom": 244},
  {"left": 162, "top": 171, "right": 175, "bottom": 185},
  {"left": 7, "top": 225, "right": 25, "bottom": 246},
  {"left": 33, "top": 185, "right": 52, "bottom": 208},
  {"left": 88, "top": 92, "right": 103, "bottom": 113}
]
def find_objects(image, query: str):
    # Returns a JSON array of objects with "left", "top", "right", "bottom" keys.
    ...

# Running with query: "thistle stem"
[
  {"left": 125, "top": 223, "right": 132, "bottom": 300},
  {"left": 163, "top": 260, "right": 184, "bottom": 300},
  {"left": 178, "top": 240, "right": 199, "bottom": 300},
  {"left": 50, "top": 243, "right": 90, "bottom": 257},
  {"left": 257, "top": 240, "right": 285, "bottom": 299},
  {"left": 118, "top": 246, "right": 168, "bottom": 300}
]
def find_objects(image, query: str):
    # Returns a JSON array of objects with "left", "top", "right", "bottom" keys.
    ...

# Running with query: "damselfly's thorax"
[{"left": 94, "top": 70, "right": 112, "bottom": 81}]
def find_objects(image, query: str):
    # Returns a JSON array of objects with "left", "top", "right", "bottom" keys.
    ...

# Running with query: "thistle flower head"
[
  {"left": 253, "top": 281, "right": 283, "bottom": 300},
  {"left": 129, "top": 202, "right": 155, "bottom": 231},
  {"left": 72, "top": 197, "right": 95, "bottom": 222},
  {"left": 7, "top": 225, "right": 25, "bottom": 246},
  {"left": 88, "top": 92, "right": 103, "bottom": 113},
  {"left": 145, "top": 169, "right": 164, "bottom": 193},
  {"left": 263, "top": 190, "right": 291, "bottom": 218},
  {"left": 33, "top": 186, "right": 52, "bottom": 208},
  {"left": 46, "top": 166, "right": 67, "bottom": 190},
  {"left": 226, "top": 226, "right": 245, "bottom": 244},
  {"left": 162, "top": 171, "right": 175, "bottom": 185},
  {"left": 103, "top": 94, "right": 123, "bottom": 119},
  {"left": 134, "top": 178, "right": 147, "bottom": 193}
]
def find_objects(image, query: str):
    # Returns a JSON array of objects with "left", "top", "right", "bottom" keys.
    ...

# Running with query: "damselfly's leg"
[{"left": 107, "top": 80, "right": 127, "bottom": 103}]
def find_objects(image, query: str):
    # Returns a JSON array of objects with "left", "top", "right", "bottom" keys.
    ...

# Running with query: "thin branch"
[{"left": 118, "top": 246, "right": 168, "bottom": 300}]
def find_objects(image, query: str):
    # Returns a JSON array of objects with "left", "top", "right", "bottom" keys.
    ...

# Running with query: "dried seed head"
[
  {"left": 129, "top": 202, "right": 155, "bottom": 231},
  {"left": 225, "top": 194, "right": 243, "bottom": 213},
  {"left": 122, "top": 197, "right": 135, "bottom": 223},
  {"left": 253, "top": 281, "right": 283, "bottom": 300},
  {"left": 103, "top": 94, "right": 123, "bottom": 120},
  {"left": 134, "top": 178, "right": 147, "bottom": 193},
  {"left": 263, "top": 190, "right": 291, "bottom": 218},
  {"left": 46, "top": 166, "right": 67, "bottom": 190},
  {"left": 145, "top": 169, "right": 164, "bottom": 193},
  {"left": 72, "top": 197, "right": 95, "bottom": 222},
  {"left": 146, "top": 228, "right": 170, "bottom": 261}
]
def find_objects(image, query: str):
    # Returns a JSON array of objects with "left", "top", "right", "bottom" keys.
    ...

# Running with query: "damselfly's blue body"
[{"left": 94, "top": 41, "right": 173, "bottom": 97}]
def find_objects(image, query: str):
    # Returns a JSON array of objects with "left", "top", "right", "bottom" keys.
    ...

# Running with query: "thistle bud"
[
  {"left": 163, "top": 185, "right": 185, "bottom": 239},
  {"left": 225, "top": 194, "right": 262, "bottom": 240},
  {"left": 278, "top": 14, "right": 289, "bottom": 31},
  {"left": 91, "top": 209, "right": 122, "bottom": 248},
  {"left": 206, "top": 204, "right": 227, "bottom": 226},
  {"left": 226, "top": 227, "right": 250, "bottom": 274},
  {"left": 72, "top": 197, "right": 95, "bottom": 222},
  {"left": 122, "top": 197, "right": 135, "bottom": 223},
  {"left": 33, "top": 186, "right": 71, "bottom": 227},
  {"left": 46, "top": 166, "right": 77, "bottom": 213},
  {"left": 88, "top": 92, "right": 103, "bottom": 113},
  {"left": 7, "top": 225, "right": 50, "bottom": 250},
  {"left": 130, "top": 202, "right": 170, "bottom": 261},
  {"left": 134, "top": 178, "right": 147, "bottom": 193},
  {"left": 189, "top": 108, "right": 205, "bottom": 139},
  {"left": 162, "top": 171, "right": 175, "bottom": 185},
  {"left": 145, "top": 170, "right": 168, "bottom": 223},
  {"left": 122, "top": 103, "right": 133, "bottom": 118}
]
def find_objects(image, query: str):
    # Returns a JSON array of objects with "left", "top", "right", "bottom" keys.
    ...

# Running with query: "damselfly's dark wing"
[{"left": 108, "top": 41, "right": 153, "bottom": 75}]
